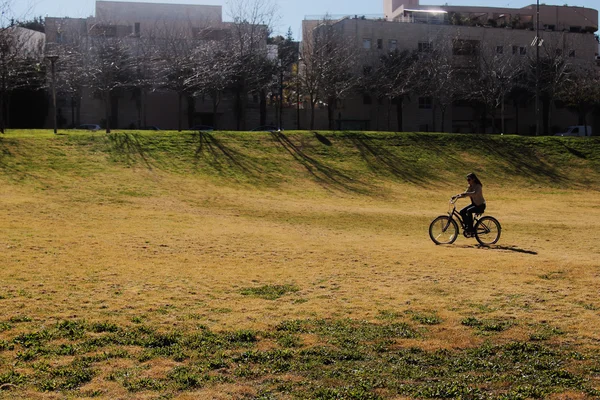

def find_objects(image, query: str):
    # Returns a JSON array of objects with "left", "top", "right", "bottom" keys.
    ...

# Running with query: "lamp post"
[
  {"left": 535, "top": 0, "right": 540, "bottom": 136},
  {"left": 277, "top": 60, "right": 284, "bottom": 131},
  {"left": 47, "top": 54, "right": 59, "bottom": 134}
]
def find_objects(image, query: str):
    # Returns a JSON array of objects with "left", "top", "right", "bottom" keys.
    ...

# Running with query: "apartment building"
[
  {"left": 45, "top": 1, "right": 273, "bottom": 130},
  {"left": 304, "top": 0, "right": 599, "bottom": 133}
]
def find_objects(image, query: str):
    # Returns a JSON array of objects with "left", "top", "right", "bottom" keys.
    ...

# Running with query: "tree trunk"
[
  {"left": 327, "top": 97, "right": 335, "bottom": 130},
  {"left": 239, "top": 88, "right": 248, "bottom": 131},
  {"left": 501, "top": 94, "right": 505, "bottom": 135},
  {"left": 440, "top": 105, "right": 446, "bottom": 133},
  {"left": 513, "top": 99, "right": 519, "bottom": 134},
  {"left": 212, "top": 91, "right": 221, "bottom": 129},
  {"left": 177, "top": 93, "right": 183, "bottom": 132},
  {"left": 1, "top": 71, "right": 5, "bottom": 134},
  {"left": 104, "top": 91, "right": 111, "bottom": 134},
  {"left": 71, "top": 96, "right": 76, "bottom": 128},
  {"left": 542, "top": 96, "right": 550, "bottom": 136},
  {"left": 260, "top": 89, "right": 267, "bottom": 126},
  {"left": 187, "top": 95, "right": 195, "bottom": 128},
  {"left": 309, "top": 95, "right": 316, "bottom": 130},
  {"left": 395, "top": 97, "right": 403, "bottom": 132}
]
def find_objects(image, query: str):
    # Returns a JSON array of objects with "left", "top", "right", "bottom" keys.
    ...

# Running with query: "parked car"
[
  {"left": 250, "top": 125, "right": 279, "bottom": 132},
  {"left": 189, "top": 125, "right": 214, "bottom": 131},
  {"left": 77, "top": 124, "right": 101, "bottom": 131},
  {"left": 554, "top": 125, "right": 592, "bottom": 137}
]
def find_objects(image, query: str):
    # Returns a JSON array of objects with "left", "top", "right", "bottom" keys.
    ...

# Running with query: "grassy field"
[{"left": 1, "top": 129, "right": 599, "bottom": 399}]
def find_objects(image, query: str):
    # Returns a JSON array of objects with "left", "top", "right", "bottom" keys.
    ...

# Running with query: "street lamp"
[
  {"left": 535, "top": 0, "right": 540, "bottom": 136},
  {"left": 46, "top": 54, "right": 59, "bottom": 134},
  {"left": 277, "top": 59, "right": 284, "bottom": 131}
]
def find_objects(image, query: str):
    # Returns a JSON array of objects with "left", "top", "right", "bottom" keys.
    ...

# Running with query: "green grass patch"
[
  {"left": 1, "top": 318, "right": 599, "bottom": 397},
  {"left": 240, "top": 284, "right": 300, "bottom": 300}
]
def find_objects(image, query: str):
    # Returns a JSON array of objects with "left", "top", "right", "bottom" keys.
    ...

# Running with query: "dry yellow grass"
[
  {"left": 1, "top": 131, "right": 600, "bottom": 397},
  {"left": 1, "top": 168, "right": 598, "bottom": 346}
]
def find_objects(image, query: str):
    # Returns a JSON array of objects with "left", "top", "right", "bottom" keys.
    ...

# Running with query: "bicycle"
[{"left": 429, "top": 198, "right": 501, "bottom": 246}]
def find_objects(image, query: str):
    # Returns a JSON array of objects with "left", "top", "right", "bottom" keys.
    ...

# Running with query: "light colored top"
[{"left": 460, "top": 183, "right": 485, "bottom": 206}]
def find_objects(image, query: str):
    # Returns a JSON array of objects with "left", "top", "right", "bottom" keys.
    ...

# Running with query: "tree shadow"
[
  {"left": 314, "top": 132, "right": 332, "bottom": 146},
  {"left": 561, "top": 143, "right": 586, "bottom": 159},
  {"left": 270, "top": 131, "right": 371, "bottom": 193},
  {"left": 107, "top": 133, "right": 153, "bottom": 169},
  {"left": 347, "top": 133, "right": 443, "bottom": 185},
  {"left": 471, "top": 135, "right": 567, "bottom": 184},
  {"left": 192, "top": 132, "right": 263, "bottom": 179},
  {"left": 0, "top": 137, "right": 39, "bottom": 182},
  {"left": 0, "top": 137, "right": 13, "bottom": 169}
]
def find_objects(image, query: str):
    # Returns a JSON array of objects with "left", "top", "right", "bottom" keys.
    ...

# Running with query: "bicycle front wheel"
[
  {"left": 429, "top": 216, "right": 459, "bottom": 245},
  {"left": 475, "top": 216, "right": 501, "bottom": 245}
]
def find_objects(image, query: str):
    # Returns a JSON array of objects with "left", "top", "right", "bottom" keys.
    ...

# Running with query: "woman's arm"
[{"left": 455, "top": 185, "right": 480, "bottom": 199}]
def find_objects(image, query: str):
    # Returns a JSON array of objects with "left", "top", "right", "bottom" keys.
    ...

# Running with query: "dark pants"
[{"left": 460, "top": 203, "right": 486, "bottom": 232}]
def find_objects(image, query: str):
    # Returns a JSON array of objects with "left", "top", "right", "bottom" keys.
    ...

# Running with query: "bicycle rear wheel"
[
  {"left": 429, "top": 216, "right": 459, "bottom": 245},
  {"left": 474, "top": 216, "right": 501, "bottom": 245}
]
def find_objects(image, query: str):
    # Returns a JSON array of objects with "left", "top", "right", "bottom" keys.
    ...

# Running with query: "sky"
[{"left": 10, "top": 0, "right": 600, "bottom": 39}]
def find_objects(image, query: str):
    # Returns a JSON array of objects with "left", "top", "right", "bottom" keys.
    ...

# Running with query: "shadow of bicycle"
[{"left": 456, "top": 244, "right": 537, "bottom": 255}]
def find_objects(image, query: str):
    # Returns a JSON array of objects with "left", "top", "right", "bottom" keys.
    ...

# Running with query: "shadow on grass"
[
  {"left": 346, "top": 133, "right": 453, "bottom": 185},
  {"left": 314, "top": 132, "right": 332, "bottom": 146},
  {"left": 107, "top": 133, "right": 153, "bottom": 169},
  {"left": 270, "top": 131, "right": 371, "bottom": 193},
  {"left": 471, "top": 136, "right": 567, "bottom": 185},
  {"left": 490, "top": 245, "right": 538, "bottom": 255},
  {"left": 457, "top": 244, "right": 538, "bottom": 255},
  {"left": 0, "top": 137, "right": 39, "bottom": 182},
  {"left": 561, "top": 143, "right": 586, "bottom": 159},
  {"left": 192, "top": 132, "right": 264, "bottom": 179}
]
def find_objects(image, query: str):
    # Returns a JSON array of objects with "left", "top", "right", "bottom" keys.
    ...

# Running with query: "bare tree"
[
  {"left": 468, "top": 42, "right": 526, "bottom": 134},
  {"left": 186, "top": 41, "right": 235, "bottom": 129},
  {"left": 526, "top": 37, "right": 572, "bottom": 135},
  {"left": 0, "top": 25, "right": 45, "bottom": 132},
  {"left": 52, "top": 30, "right": 87, "bottom": 127},
  {"left": 153, "top": 31, "right": 198, "bottom": 131},
  {"left": 417, "top": 36, "right": 465, "bottom": 133},
  {"left": 372, "top": 49, "right": 419, "bottom": 131},
  {"left": 226, "top": 0, "right": 277, "bottom": 130},
  {"left": 299, "top": 16, "right": 358, "bottom": 130},
  {"left": 85, "top": 36, "right": 136, "bottom": 133},
  {"left": 556, "top": 63, "right": 600, "bottom": 134}
]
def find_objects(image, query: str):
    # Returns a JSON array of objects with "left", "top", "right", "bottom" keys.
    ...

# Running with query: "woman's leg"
[{"left": 460, "top": 204, "right": 476, "bottom": 232}]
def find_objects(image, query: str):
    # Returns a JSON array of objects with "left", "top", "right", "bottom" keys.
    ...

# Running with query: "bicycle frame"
[{"left": 446, "top": 200, "right": 479, "bottom": 233}]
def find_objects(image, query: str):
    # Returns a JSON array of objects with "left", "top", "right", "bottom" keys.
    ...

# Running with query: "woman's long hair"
[{"left": 467, "top": 172, "right": 482, "bottom": 186}]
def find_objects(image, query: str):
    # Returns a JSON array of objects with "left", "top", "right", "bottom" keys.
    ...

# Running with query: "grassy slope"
[
  {"left": 1, "top": 130, "right": 600, "bottom": 399},
  {"left": 2, "top": 130, "right": 599, "bottom": 192}
]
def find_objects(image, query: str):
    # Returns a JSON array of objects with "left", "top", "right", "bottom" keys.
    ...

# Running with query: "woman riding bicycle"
[{"left": 452, "top": 173, "right": 486, "bottom": 236}]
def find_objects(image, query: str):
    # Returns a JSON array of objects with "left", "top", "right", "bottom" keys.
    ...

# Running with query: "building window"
[
  {"left": 418, "top": 97, "right": 432, "bottom": 109},
  {"left": 512, "top": 45, "right": 518, "bottom": 55},
  {"left": 91, "top": 25, "right": 117, "bottom": 37},
  {"left": 377, "top": 39, "right": 383, "bottom": 49},
  {"left": 453, "top": 39, "right": 480, "bottom": 56},
  {"left": 56, "top": 32, "right": 64, "bottom": 43},
  {"left": 363, "top": 95, "right": 372, "bottom": 105},
  {"left": 555, "top": 48, "right": 563, "bottom": 56},
  {"left": 496, "top": 45, "right": 503, "bottom": 54},
  {"left": 418, "top": 41, "right": 432, "bottom": 52},
  {"left": 134, "top": 22, "right": 141, "bottom": 36},
  {"left": 363, "top": 38, "right": 372, "bottom": 49},
  {"left": 389, "top": 39, "right": 397, "bottom": 51},
  {"left": 569, "top": 50, "right": 575, "bottom": 58},
  {"left": 519, "top": 47, "right": 527, "bottom": 55}
]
